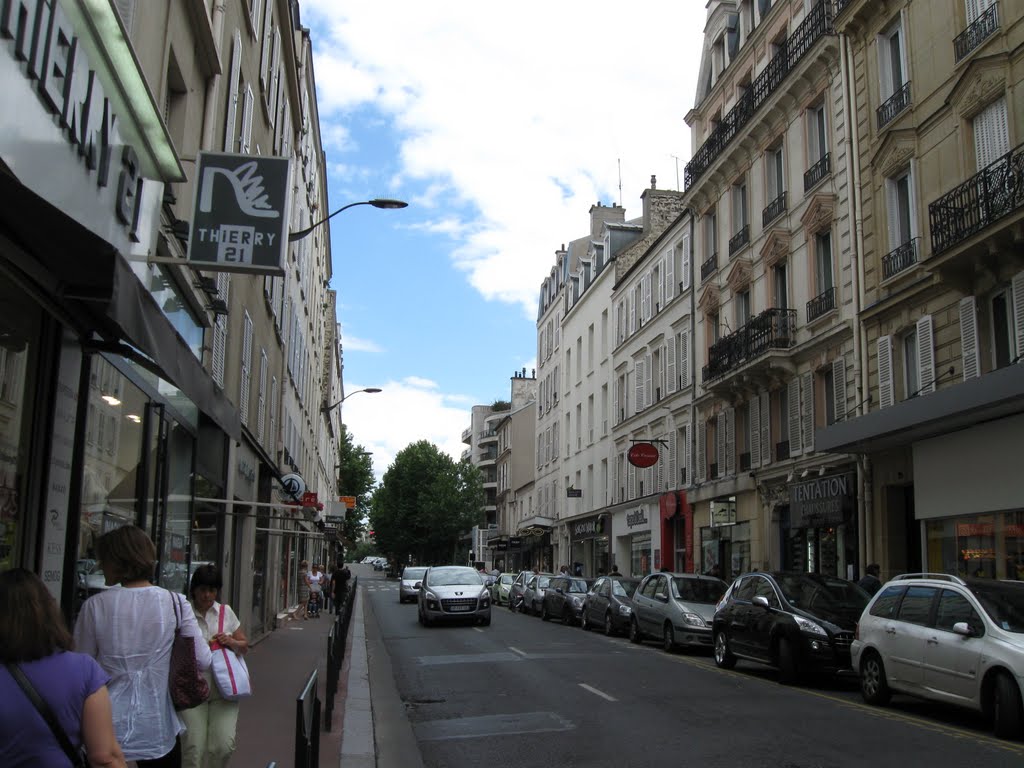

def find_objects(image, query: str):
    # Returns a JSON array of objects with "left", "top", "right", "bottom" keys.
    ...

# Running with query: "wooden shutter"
[
  {"left": 759, "top": 391, "right": 771, "bottom": 466},
  {"left": 726, "top": 407, "right": 736, "bottom": 477},
  {"left": 656, "top": 436, "right": 665, "bottom": 490},
  {"left": 679, "top": 331, "right": 689, "bottom": 389},
  {"left": 612, "top": 378, "right": 619, "bottom": 425},
  {"left": 665, "top": 251, "right": 675, "bottom": 302},
  {"left": 1012, "top": 271, "right": 1024, "bottom": 363},
  {"left": 750, "top": 395, "right": 762, "bottom": 468},
  {"left": 240, "top": 313, "right": 253, "bottom": 426},
  {"left": 680, "top": 233, "right": 692, "bottom": 291},
  {"left": 613, "top": 304, "right": 621, "bottom": 345},
  {"left": 669, "top": 430, "right": 678, "bottom": 489},
  {"left": 645, "top": 353, "right": 653, "bottom": 406},
  {"left": 629, "top": 294, "right": 636, "bottom": 336},
  {"left": 975, "top": 98, "right": 1008, "bottom": 170},
  {"left": 916, "top": 315, "right": 935, "bottom": 395},
  {"left": 787, "top": 377, "right": 802, "bottom": 454},
  {"left": 269, "top": 377, "right": 278, "bottom": 448},
  {"left": 832, "top": 358, "right": 847, "bottom": 422},
  {"left": 716, "top": 412, "right": 727, "bottom": 478},
  {"left": 257, "top": 351, "right": 267, "bottom": 441},
  {"left": 242, "top": 84, "right": 254, "bottom": 153},
  {"left": 696, "top": 420, "right": 707, "bottom": 483},
  {"left": 224, "top": 31, "right": 242, "bottom": 151},
  {"left": 628, "top": 463, "right": 636, "bottom": 500},
  {"left": 211, "top": 273, "right": 230, "bottom": 388},
  {"left": 642, "top": 275, "right": 651, "bottom": 322},
  {"left": 260, "top": 0, "right": 273, "bottom": 89},
  {"left": 666, "top": 339, "right": 677, "bottom": 394},
  {"left": 801, "top": 372, "right": 815, "bottom": 453},
  {"left": 635, "top": 359, "right": 645, "bottom": 414},
  {"left": 878, "top": 335, "right": 895, "bottom": 407},
  {"left": 959, "top": 297, "right": 980, "bottom": 380},
  {"left": 682, "top": 424, "right": 691, "bottom": 485}
]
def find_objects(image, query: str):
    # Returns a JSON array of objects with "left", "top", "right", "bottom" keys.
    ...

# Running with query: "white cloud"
[
  {"left": 402, "top": 375, "right": 438, "bottom": 389},
  {"left": 341, "top": 335, "right": 383, "bottom": 353}
]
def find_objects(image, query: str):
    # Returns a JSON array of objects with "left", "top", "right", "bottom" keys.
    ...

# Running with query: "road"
[{"left": 356, "top": 567, "right": 1024, "bottom": 768}]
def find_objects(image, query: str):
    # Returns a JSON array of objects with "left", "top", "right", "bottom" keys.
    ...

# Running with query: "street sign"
[
  {"left": 339, "top": 495, "right": 357, "bottom": 509},
  {"left": 566, "top": 487, "right": 582, "bottom": 498},
  {"left": 325, "top": 515, "right": 344, "bottom": 524}
]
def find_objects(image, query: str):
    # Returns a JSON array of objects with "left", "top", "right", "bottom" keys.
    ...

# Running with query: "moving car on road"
[
  {"left": 399, "top": 566, "right": 428, "bottom": 603},
  {"left": 630, "top": 572, "right": 728, "bottom": 652},
  {"left": 417, "top": 565, "right": 491, "bottom": 627},
  {"left": 581, "top": 576, "right": 641, "bottom": 636}
]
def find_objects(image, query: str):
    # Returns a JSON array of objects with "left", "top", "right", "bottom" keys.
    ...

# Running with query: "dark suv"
[{"left": 713, "top": 571, "right": 870, "bottom": 684}]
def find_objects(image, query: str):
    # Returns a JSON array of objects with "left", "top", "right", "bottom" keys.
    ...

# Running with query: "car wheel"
[
  {"left": 859, "top": 651, "right": 891, "bottom": 706},
  {"left": 993, "top": 672, "right": 1024, "bottom": 738},
  {"left": 580, "top": 610, "right": 590, "bottom": 631},
  {"left": 480, "top": 615, "right": 491, "bottom": 627},
  {"left": 541, "top": 603, "right": 550, "bottom": 621},
  {"left": 562, "top": 607, "right": 573, "bottom": 626},
  {"left": 604, "top": 612, "right": 615, "bottom": 637},
  {"left": 713, "top": 629, "right": 737, "bottom": 669},
  {"left": 417, "top": 610, "right": 424, "bottom": 626},
  {"left": 663, "top": 623, "right": 677, "bottom": 653},
  {"left": 777, "top": 637, "right": 800, "bottom": 685},
  {"left": 629, "top": 617, "right": 642, "bottom": 644}
]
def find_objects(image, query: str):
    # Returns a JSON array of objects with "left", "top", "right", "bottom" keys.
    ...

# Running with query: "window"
[
  {"left": 990, "top": 286, "right": 1017, "bottom": 369},
  {"left": 974, "top": 97, "right": 1010, "bottom": 171},
  {"left": 706, "top": 209, "right": 718, "bottom": 258},
  {"left": 736, "top": 289, "right": 751, "bottom": 327},
  {"left": 732, "top": 181, "right": 748, "bottom": 241},
  {"left": 815, "top": 232, "right": 834, "bottom": 294},
  {"left": 886, "top": 168, "right": 915, "bottom": 250},
  {"left": 753, "top": 577, "right": 779, "bottom": 608},
  {"left": 808, "top": 103, "right": 827, "bottom": 163},
  {"left": 778, "top": 385, "right": 790, "bottom": 445},
  {"left": 766, "top": 145, "right": 785, "bottom": 202},
  {"left": 903, "top": 327, "right": 919, "bottom": 399},
  {"left": 869, "top": 585, "right": 905, "bottom": 618},
  {"left": 935, "top": 589, "right": 981, "bottom": 633},
  {"left": 679, "top": 233, "right": 692, "bottom": 291},
  {"left": 773, "top": 263, "right": 789, "bottom": 309},
  {"left": 895, "top": 586, "right": 937, "bottom": 625},
  {"left": 708, "top": 311, "right": 720, "bottom": 345},
  {"left": 878, "top": 19, "right": 907, "bottom": 101}
]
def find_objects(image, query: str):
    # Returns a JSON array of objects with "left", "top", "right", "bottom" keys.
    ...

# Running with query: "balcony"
[
  {"left": 804, "top": 152, "right": 831, "bottom": 193},
  {"left": 955, "top": 3, "right": 999, "bottom": 63},
  {"left": 929, "top": 142, "right": 1024, "bottom": 255},
  {"left": 762, "top": 192, "right": 787, "bottom": 227},
  {"left": 834, "top": 0, "right": 853, "bottom": 15},
  {"left": 461, "top": 427, "right": 472, "bottom": 443},
  {"left": 882, "top": 237, "right": 919, "bottom": 280},
  {"left": 806, "top": 286, "right": 836, "bottom": 323},
  {"left": 701, "top": 253, "right": 719, "bottom": 282},
  {"left": 684, "top": 1, "right": 834, "bottom": 190},
  {"left": 478, "top": 428, "right": 498, "bottom": 444},
  {"left": 877, "top": 82, "right": 911, "bottom": 130},
  {"left": 702, "top": 307, "right": 798, "bottom": 383},
  {"left": 729, "top": 225, "right": 750, "bottom": 257}
]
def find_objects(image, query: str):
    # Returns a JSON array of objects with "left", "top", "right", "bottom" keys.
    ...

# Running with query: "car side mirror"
[
  {"left": 752, "top": 595, "right": 770, "bottom": 609},
  {"left": 952, "top": 621, "right": 975, "bottom": 637},
  {"left": 414, "top": 582, "right": 422, "bottom": 590},
  {"left": 556, "top": 587, "right": 564, "bottom": 594}
]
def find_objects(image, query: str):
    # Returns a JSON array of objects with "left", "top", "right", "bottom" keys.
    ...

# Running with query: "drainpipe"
[
  {"left": 686, "top": 208, "right": 698, "bottom": 571},
  {"left": 201, "top": 2, "right": 228, "bottom": 150},
  {"left": 840, "top": 33, "right": 873, "bottom": 572}
]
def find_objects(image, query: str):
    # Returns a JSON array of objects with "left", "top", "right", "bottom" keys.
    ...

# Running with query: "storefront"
[
  {"left": 781, "top": 470, "right": 858, "bottom": 580},
  {"left": 659, "top": 491, "right": 694, "bottom": 573},
  {"left": 567, "top": 512, "right": 609, "bottom": 578},
  {"left": 698, "top": 497, "right": 752, "bottom": 581},
  {"left": 610, "top": 503, "right": 656, "bottom": 578}
]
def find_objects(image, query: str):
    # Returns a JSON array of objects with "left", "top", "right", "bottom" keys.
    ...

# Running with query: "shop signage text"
[
  {"left": 571, "top": 517, "right": 604, "bottom": 539},
  {"left": 628, "top": 442, "right": 659, "bottom": 468},
  {"left": 789, "top": 473, "right": 853, "bottom": 527},
  {"left": 626, "top": 509, "right": 649, "bottom": 529},
  {"left": 710, "top": 497, "right": 736, "bottom": 528}
]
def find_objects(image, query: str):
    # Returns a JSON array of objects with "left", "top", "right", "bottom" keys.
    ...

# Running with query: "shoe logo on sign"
[{"left": 278, "top": 473, "right": 306, "bottom": 502}]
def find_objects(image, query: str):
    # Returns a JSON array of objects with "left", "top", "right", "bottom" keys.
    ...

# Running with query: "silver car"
[
  {"left": 417, "top": 566, "right": 491, "bottom": 627},
  {"left": 399, "top": 566, "right": 428, "bottom": 603},
  {"left": 630, "top": 572, "right": 728, "bottom": 652},
  {"left": 491, "top": 572, "right": 515, "bottom": 605}
]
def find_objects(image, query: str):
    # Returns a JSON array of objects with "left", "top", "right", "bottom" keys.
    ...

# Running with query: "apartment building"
[
  {"left": 494, "top": 371, "right": 537, "bottom": 572},
  {"left": 683, "top": 0, "right": 861, "bottom": 581},
  {"left": 818, "top": 0, "right": 1024, "bottom": 581},
  {"left": 461, "top": 401, "right": 506, "bottom": 565}
]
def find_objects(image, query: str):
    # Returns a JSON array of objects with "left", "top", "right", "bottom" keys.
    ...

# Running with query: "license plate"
[{"left": 449, "top": 605, "right": 472, "bottom": 612}]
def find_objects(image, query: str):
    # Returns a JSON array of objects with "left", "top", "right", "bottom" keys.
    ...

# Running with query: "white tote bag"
[{"left": 210, "top": 604, "right": 252, "bottom": 700}]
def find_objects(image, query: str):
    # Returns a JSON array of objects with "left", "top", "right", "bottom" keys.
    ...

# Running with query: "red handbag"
[{"left": 169, "top": 591, "right": 209, "bottom": 710}]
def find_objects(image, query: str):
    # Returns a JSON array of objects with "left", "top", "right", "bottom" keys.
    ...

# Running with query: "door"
[
  {"left": 634, "top": 575, "right": 660, "bottom": 635},
  {"left": 885, "top": 585, "right": 937, "bottom": 689},
  {"left": 922, "top": 588, "right": 984, "bottom": 703},
  {"left": 724, "top": 576, "right": 758, "bottom": 656},
  {"left": 747, "top": 576, "right": 782, "bottom": 662},
  {"left": 587, "top": 577, "right": 609, "bottom": 625}
]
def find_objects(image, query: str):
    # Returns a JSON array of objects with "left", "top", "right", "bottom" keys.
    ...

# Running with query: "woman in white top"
[{"left": 74, "top": 525, "right": 211, "bottom": 768}]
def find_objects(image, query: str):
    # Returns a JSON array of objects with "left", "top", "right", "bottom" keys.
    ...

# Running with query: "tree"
[
  {"left": 336, "top": 424, "right": 374, "bottom": 547},
  {"left": 370, "top": 440, "right": 485, "bottom": 566}
]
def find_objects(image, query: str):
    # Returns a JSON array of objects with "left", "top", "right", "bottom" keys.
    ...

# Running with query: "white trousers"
[{"left": 179, "top": 690, "right": 240, "bottom": 768}]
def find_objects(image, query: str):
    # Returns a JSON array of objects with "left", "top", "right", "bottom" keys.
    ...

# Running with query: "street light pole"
[
  {"left": 289, "top": 198, "right": 408, "bottom": 242},
  {"left": 322, "top": 387, "right": 382, "bottom": 414}
]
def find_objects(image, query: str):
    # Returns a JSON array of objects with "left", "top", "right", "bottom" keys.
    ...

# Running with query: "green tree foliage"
[
  {"left": 336, "top": 424, "right": 374, "bottom": 545},
  {"left": 370, "top": 440, "right": 485, "bottom": 566}
]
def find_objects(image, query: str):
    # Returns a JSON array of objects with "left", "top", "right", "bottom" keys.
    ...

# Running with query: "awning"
[
  {"left": 0, "top": 172, "right": 242, "bottom": 441},
  {"left": 815, "top": 363, "right": 1024, "bottom": 454}
]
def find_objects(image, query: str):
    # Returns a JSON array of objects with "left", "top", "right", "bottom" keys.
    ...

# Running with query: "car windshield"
[
  {"left": 403, "top": 568, "right": 427, "bottom": 580},
  {"left": 671, "top": 577, "right": 727, "bottom": 604},
  {"left": 537, "top": 576, "right": 551, "bottom": 588},
  {"left": 568, "top": 578, "right": 589, "bottom": 593},
  {"left": 426, "top": 568, "right": 482, "bottom": 587},
  {"left": 500, "top": 574, "right": 514, "bottom": 585},
  {"left": 612, "top": 579, "right": 640, "bottom": 597},
  {"left": 971, "top": 582, "right": 1024, "bottom": 632},
  {"left": 777, "top": 574, "right": 869, "bottom": 613}
]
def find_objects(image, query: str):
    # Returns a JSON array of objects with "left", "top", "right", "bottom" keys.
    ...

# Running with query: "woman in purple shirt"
[{"left": 0, "top": 568, "right": 126, "bottom": 768}]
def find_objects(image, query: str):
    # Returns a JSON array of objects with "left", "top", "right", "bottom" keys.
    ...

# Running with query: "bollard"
[
  {"left": 324, "top": 621, "right": 337, "bottom": 731},
  {"left": 294, "top": 668, "right": 320, "bottom": 768}
]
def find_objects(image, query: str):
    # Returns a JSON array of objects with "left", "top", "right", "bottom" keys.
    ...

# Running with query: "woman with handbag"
[
  {"left": 0, "top": 568, "right": 126, "bottom": 768},
  {"left": 74, "top": 525, "right": 211, "bottom": 768},
  {"left": 179, "top": 565, "right": 249, "bottom": 768}
]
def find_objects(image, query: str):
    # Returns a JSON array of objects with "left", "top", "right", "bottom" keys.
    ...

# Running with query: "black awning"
[{"left": 0, "top": 172, "right": 242, "bottom": 441}]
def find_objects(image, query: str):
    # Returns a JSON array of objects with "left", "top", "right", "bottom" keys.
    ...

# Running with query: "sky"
[{"left": 300, "top": 1, "right": 708, "bottom": 481}]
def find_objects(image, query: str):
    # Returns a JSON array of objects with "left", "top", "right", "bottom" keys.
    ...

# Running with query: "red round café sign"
[{"left": 627, "top": 442, "right": 660, "bottom": 468}]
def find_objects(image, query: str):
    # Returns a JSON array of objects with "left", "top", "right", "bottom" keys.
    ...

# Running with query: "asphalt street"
[{"left": 357, "top": 568, "right": 1024, "bottom": 768}]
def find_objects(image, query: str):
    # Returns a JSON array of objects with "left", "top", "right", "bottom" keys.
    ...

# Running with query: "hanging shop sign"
[
  {"left": 626, "top": 508, "right": 650, "bottom": 529},
  {"left": 628, "top": 442, "right": 659, "bottom": 468},
  {"left": 570, "top": 515, "right": 606, "bottom": 541},
  {"left": 710, "top": 497, "right": 737, "bottom": 528},
  {"left": 187, "top": 151, "right": 290, "bottom": 275},
  {"left": 789, "top": 472, "right": 854, "bottom": 528},
  {"left": 277, "top": 472, "right": 306, "bottom": 502}
]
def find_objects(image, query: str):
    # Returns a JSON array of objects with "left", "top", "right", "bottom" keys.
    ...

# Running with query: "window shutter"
[
  {"left": 833, "top": 358, "right": 847, "bottom": 422},
  {"left": 612, "top": 379, "right": 619, "bottom": 425},
  {"left": 242, "top": 84, "right": 254, "bottom": 153},
  {"left": 725, "top": 407, "right": 736, "bottom": 477},
  {"left": 643, "top": 275, "right": 652, "bottom": 322},
  {"left": 669, "top": 430, "right": 678, "bottom": 489},
  {"left": 665, "top": 252, "right": 675, "bottom": 302},
  {"left": 680, "top": 234, "right": 692, "bottom": 291},
  {"left": 613, "top": 304, "right": 621, "bottom": 345},
  {"left": 679, "top": 331, "right": 690, "bottom": 389},
  {"left": 628, "top": 463, "right": 636, "bottom": 499},
  {"left": 716, "top": 412, "right": 727, "bottom": 478},
  {"left": 645, "top": 353, "right": 653, "bottom": 406},
  {"left": 1012, "top": 271, "right": 1024, "bottom": 362},
  {"left": 635, "top": 359, "right": 645, "bottom": 414},
  {"left": 270, "top": 29, "right": 281, "bottom": 121},
  {"left": 787, "top": 377, "right": 802, "bottom": 454},
  {"left": 916, "top": 315, "right": 935, "bottom": 395},
  {"left": 629, "top": 294, "right": 636, "bottom": 335},
  {"left": 991, "top": 97, "right": 1010, "bottom": 161},
  {"left": 113, "top": 0, "right": 135, "bottom": 33},
  {"left": 666, "top": 338, "right": 677, "bottom": 393},
  {"left": 965, "top": 0, "right": 980, "bottom": 23},
  {"left": 240, "top": 314, "right": 253, "bottom": 426},
  {"left": 878, "top": 335, "right": 895, "bottom": 407},
  {"left": 269, "top": 376, "right": 278, "bottom": 447},
  {"left": 759, "top": 391, "right": 771, "bottom": 466},
  {"left": 958, "top": 296, "right": 980, "bottom": 380},
  {"left": 885, "top": 178, "right": 901, "bottom": 251},
  {"left": 696, "top": 420, "right": 707, "bottom": 483},
  {"left": 211, "top": 273, "right": 230, "bottom": 388},
  {"left": 801, "top": 372, "right": 815, "bottom": 453},
  {"left": 224, "top": 31, "right": 242, "bottom": 151},
  {"left": 260, "top": 0, "right": 273, "bottom": 89},
  {"left": 656, "top": 437, "right": 665, "bottom": 490},
  {"left": 683, "top": 424, "right": 692, "bottom": 484},
  {"left": 749, "top": 394, "right": 762, "bottom": 468},
  {"left": 257, "top": 351, "right": 267, "bottom": 441}
]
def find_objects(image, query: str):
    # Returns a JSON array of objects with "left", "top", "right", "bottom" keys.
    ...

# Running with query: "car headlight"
[
  {"left": 680, "top": 612, "right": 707, "bottom": 628},
  {"left": 618, "top": 604, "right": 632, "bottom": 616},
  {"left": 569, "top": 595, "right": 584, "bottom": 607},
  {"left": 425, "top": 591, "right": 438, "bottom": 602},
  {"left": 794, "top": 614, "right": 827, "bottom": 637}
]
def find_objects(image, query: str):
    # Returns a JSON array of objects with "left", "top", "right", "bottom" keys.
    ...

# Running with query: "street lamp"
[
  {"left": 289, "top": 198, "right": 408, "bottom": 242},
  {"left": 322, "top": 387, "right": 382, "bottom": 413}
]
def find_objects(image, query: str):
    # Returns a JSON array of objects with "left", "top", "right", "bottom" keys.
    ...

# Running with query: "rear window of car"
[
  {"left": 869, "top": 585, "right": 905, "bottom": 618},
  {"left": 612, "top": 579, "right": 640, "bottom": 597}
]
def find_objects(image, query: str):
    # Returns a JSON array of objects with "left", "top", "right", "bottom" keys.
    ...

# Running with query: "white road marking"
[
  {"left": 578, "top": 683, "right": 617, "bottom": 702},
  {"left": 508, "top": 646, "right": 528, "bottom": 657},
  {"left": 473, "top": 627, "right": 484, "bottom": 633}
]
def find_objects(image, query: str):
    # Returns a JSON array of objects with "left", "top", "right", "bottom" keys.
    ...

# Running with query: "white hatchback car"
[
  {"left": 417, "top": 565, "right": 491, "bottom": 627},
  {"left": 851, "top": 573, "right": 1024, "bottom": 738}
]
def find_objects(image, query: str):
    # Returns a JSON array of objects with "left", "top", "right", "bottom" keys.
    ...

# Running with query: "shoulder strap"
[
  {"left": 6, "top": 663, "right": 86, "bottom": 768},
  {"left": 170, "top": 589, "right": 182, "bottom": 629},
  {"left": 218, "top": 603, "right": 226, "bottom": 634}
]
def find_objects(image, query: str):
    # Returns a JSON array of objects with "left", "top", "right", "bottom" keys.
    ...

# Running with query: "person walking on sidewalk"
[
  {"left": 180, "top": 565, "right": 248, "bottom": 768},
  {"left": 297, "top": 560, "right": 310, "bottom": 620},
  {"left": 306, "top": 563, "right": 325, "bottom": 618}
]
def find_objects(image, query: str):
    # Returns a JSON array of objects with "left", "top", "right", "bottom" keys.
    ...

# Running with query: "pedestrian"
[
  {"left": 307, "top": 563, "right": 325, "bottom": 618},
  {"left": 297, "top": 560, "right": 310, "bottom": 619},
  {"left": 74, "top": 524, "right": 211, "bottom": 767},
  {"left": 179, "top": 565, "right": 248, "bottom": 768},
  {"left": 329, "top": 562, "right": 347, "bottom": 615},
  {"left": 559, "top": 565, "right": 569, "bottom": 575},
  {"left": 609, "top": 564, "right": 622, "bottom": 576},
  {"left": 0, "top": 568, "right": 127, "bottom": 768},
  {"left": 858, "top": 563, "right": 882, "bottom": 595}
]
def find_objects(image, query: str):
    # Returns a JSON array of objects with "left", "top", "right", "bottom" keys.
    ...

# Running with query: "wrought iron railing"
[
  {"left": 702, "top": 308, "right": 798, "bottom": 382},
  {"left": 929, "top": 142, "right": 1024, "bottom": 254},
  {"left": 729, "top": 225, "right": 750, "bottom": 257},
  {"left": 684, "top": 1, "right": 833, "bottom": 189},
  {"left": 955, "top": 3, "right": 999, "bottom": 63},
  {"left": 804, "top": 152, "right": 831, "bottom": 193},
  {"left": 763, "top": 191, "right": 787, "bottom": 226},
  {"left": 877, "top": 81, "right": 911, "bottom": 129},
  {"left": 806, "top": 286, "right": 836, "bottom": 322},
  {"left": 882, "top": 237, "right": 919, "bottom": 279},
  {"left": 701, "top": 253, "right": 718, "bottom": 282},
  {"left": 834, "top": 0, "right": 854, "bottom": 16}
]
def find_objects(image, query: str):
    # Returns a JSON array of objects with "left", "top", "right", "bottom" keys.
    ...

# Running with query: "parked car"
[
  {"left": 491, "top": 572, "right": 515, "bottom": 605},
  {"left": 75, "top": 558, "right": 108, "bottom": 599},
  {"left": 373, "top": 557, "right": 389, "bottom": 571},
  {"left": 417, "top": 565, "right": 491, "bottom": 627},
  {"left": 541, "top": 576, "right": 592, "bottom": 624},
  {"left": 581, "top": 576, "right": 641, "bottom": 636},
  {"left": 399, "top": 566, "right": 428, "bottom": 603},
  {"left": 712, "top": 571, "right": 869, "bottom": 684},
  {"left": 508, "top": 570, "right": 535, "bottom": 612},
  {"left": 851, "top": 573, "right": 1024, "bottom": 738},
  {"left": 630, "top": 572, "right": 728, "bottom": 652},
  {"left": 522, "top": 573, "right": 555, "bottom": 615}
]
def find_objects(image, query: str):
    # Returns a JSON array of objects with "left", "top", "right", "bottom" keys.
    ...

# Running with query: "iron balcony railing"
[
  {"left": 806, "top": 286, "right": 836, "bottom": 322},
  {"left": 877, "top": 81, "right": 911, "bottom": 129},
  {"left": 729, "top": 225, "right": 750, "bottom": 257},
  {"left": 804, "top": 152, "right": 831, "bottom": 193},
  {"left": 834, "top": 0, "right": 853, "bottom": 16},
  {"left": 929, "top": 142, "right": 1024, "bottom": 254},
  {"left": 701, "top": 253, "right": 719, "bottom": 282},
  {"left": 882, "top": 237, "right": 919, "bottom": 280},
  {"left": 702, "top": 307, "right": 798, "bottom": 382},
  {"left": 684, "top": 1, "right": 833, "bottom": 190},
  {"left": 763, "top": 191, "right": 787, "bottom": 226},
  {"left": 955, "top": 3, "right": 999, "bottom": 63}
]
